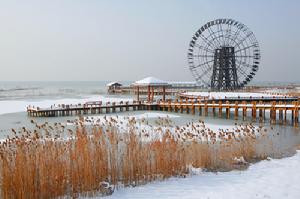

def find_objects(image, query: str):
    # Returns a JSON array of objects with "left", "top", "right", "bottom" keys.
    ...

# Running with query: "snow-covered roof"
[
  {"left": 133, "top": 77, "right": 169, "bottom": 86},
  {"left": 106, "top": 82, "right": 122, "bottom": 87}
]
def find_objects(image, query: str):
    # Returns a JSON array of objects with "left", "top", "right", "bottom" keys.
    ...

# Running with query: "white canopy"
[{"left": 133, "top": 77, "right": 169, "bottom": 86}]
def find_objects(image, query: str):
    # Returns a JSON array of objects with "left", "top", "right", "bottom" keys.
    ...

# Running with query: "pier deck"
[{"left": 27, "top": 97, "right": 300, "bottom": 126}]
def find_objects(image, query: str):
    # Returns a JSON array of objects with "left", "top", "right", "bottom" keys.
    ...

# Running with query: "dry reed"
[{"left": 0, "top": 117, "right": 273, "bottom": 198}]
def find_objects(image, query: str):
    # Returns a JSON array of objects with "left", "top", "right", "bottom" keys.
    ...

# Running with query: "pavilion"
[
  {"left": 107, "top": 81, "right": 123, "bottom": 93},
  {"left": 132, "top": 77, "right": 170, "bottom": 102}
]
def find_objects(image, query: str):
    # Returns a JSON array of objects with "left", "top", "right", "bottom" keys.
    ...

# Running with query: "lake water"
[{"left": 0, "top": 81, "right": 299, "bottom": 159}]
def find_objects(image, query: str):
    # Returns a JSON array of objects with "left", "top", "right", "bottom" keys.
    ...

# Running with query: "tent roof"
[{"left": 133, "top": 77, "right": 169, "bottom": 86}]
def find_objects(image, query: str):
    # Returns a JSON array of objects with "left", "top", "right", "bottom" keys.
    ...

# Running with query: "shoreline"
[{"left": 100, "top": 150, "right": 300, "bottom": 199}]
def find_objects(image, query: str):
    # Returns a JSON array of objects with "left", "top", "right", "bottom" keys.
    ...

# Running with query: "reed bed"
[{"left": 0, "top": 116, "right": 273, "bottom": 198}]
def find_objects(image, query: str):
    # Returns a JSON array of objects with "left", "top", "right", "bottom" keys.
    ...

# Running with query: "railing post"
[
  {"left": 242, "top": 101, "right": 246, "bottom": 120},
  {"left": 218, "top": 101, "right": 222, "bottom": 118},
  {"left": 225, "top": 101, "right": 230, "bottom": 119},
  {"left": 212, "top": 101, "right": 216, "bottom": 116},
  {"left": 252, "top": 101, "right": 257, "bottom": 121},
  {"left": 234, "top": 101, "right": 238, "bottom": 120},
  {"left": 204, "top": 100, "right": 208, "bottom": 116},
  {"left": 191, "top": 101, "right": 195, "bottom": 115}
]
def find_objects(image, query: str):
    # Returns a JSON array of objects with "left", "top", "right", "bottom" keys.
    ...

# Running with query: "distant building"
[
  {"left": 107, "top": 82, "right": 123, "bottom": 93},
  {"left": 132, "top": 77, "right": 169, "bottom": 101},
  {"left": 167, "top": 81, "right": 197, "bottom": 89},
  {"left": 106, "top": 78, "right": 200, "bottom": 95}
]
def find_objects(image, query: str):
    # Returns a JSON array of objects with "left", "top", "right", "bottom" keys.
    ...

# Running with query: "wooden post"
[
  {"left": 270, "top": 101, "right": 276, "bottom": 124},
  {"left": 138, "top": 101, "right": 142, "bottom": 110},
  {"left": 180, "top": 99, "right": 183, "bottom": 113},
  {"left": 133, "top": 101, "right": 136, "bottom": 111},
  {"left": 242, "top": 101, "right": 246, "bottom": 120},
  {"left": 174, "top": 99, "right": 178, "bottom": 112},
  {"left": 212, "top": 101, "right": 216, "bottom": 116},
  {"left": 252, "top": 101, "right": 257, "bottom": 121},
  {"left": 258, "top": 101, "right": 263, "bottom": 122},
  {"left": 218, "top": 101, "right": 222, "bottom": 118},
  {"left": 162, "top": 101, "right": 166, "bottom": 111},
  {"left": 186, "top": 100, "right": 190, "bottom": 114},
  {"left": 284, "top": 101, "right": 287, "bottom": 125},
  {"left": 278, "top": 101, "right": 283, "bottom": 125},
  {"left": 137, "top": 86, "right": 140, "bottom": 101},
  {"left": 204, "top": 101, "right": 208, "bottom": 116},
  {"left": 225, "top": 101, "right": 230, "bottom": 119},
  {"left": 191, "top": 101, "right": 195, "bottom": 115},
  {"left": 234, "top": 101, "right": 238, "bottom": 120},
  {"left": 163, "top": 86, "right": 166, "bottom": 101},
  {"left": 199, "top": 103, "right": 202, "bottom": 116},
  {"left": 120, "top": 101, "right": 124, "bottom": 112},
  {"left": 294, "top": 101, "right": 299, "bottom": 126},
  {"left": 106, "top": 102, "right": 110, "bottom": 113},
  {"left": 291, "top": 109, "right": 295, "bottom": 125},
  {"left": 151, "top": 86, "right": 154, "bottom": 102},
  {"left": 147, "top": 85, "right": 150, "bottom": 102}
]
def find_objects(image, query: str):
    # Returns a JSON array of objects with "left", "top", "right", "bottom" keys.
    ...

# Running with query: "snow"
[
  {"left": 87, "top": 151, "right": 300, "bottom": 199},
  {"left": 106, "top": 82, "right": 122, "bottom": 86},
  {"left": 0, "top": 95, "right": 133, "bottom": 115},
  {"left": 182, "top": 91, "right": 285, "bottom": 99},
  {"left": 72, "top": 112, "right": 259, "bottom": 143},
  {"left": 167, "top": 81, "right": 197, "bottom": 87},
  {"left": 133, "top": 77, "right": 169, "bottom": 86},
  {"left": 81, "top": 112, "right": 234, "bottom": 133},
  {"left": 124, "top": 112, "right": 180, "bottom": 119}
]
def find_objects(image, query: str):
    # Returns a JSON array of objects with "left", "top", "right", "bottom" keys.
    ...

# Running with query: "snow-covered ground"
[
  {"left": 0, "top": 95, "right": 133, "bottom": 115},
  {"left": 87, "top": 151, "right": 300, "bottom": 199},
  {"left": 72, "top": 112, "right": 260, "bottom": 143},
  {"left": 182, "top": 91, "right": 285, "bottom": 99}
]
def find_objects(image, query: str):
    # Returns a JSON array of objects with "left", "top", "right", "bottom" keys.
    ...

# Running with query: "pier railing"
[
  {"left": 27, "top": 98, "right": 299, "bottom": 126},
  {"left": 157, "top": 99, "right": 299, "bottom": 126}
]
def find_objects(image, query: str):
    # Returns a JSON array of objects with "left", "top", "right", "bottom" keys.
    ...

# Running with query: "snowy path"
[{"left": 89, "top": 151, "right": 300, "bottom": 199}]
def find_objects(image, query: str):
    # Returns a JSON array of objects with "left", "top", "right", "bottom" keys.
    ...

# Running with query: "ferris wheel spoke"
[
  {"left": 224, "top": 24, "right": 233, "bottom": 46},
  {"left": 193, "top": 55, "right": 214, "bottom": 58},
  {"left": 234, "top": 55, "right": 255, "bottom": 58},
  {"left": 190, "top": 59, "right": 214, "bottom": 70},
  {"left": 234, "top": 44, "right": 258, "bottom": 53},
  {"left": 220, "top": 23, "right": 228, "bottom": 46},
  {"left": 236, "top": 61, "right": 252, "bottom": 68},
  {"left": 228, "top": 27, "right": 243, "bottom": 47},
  {"left": 207, "top": 26, "right": 223, "bottom": 48},
  {"left": 237, "top": 67, "right": 249, "bottom": 78},
  {"left": 199, "top": 34, "right": 218, "bottom": 51},
  {"left": 234, "top": 32, "right": 254, "bottom": 48},
  {"left": 236, "top": 60, "right": 253, "bottom": 68},
  {"left": 194, "top": 44, "right": 215, "bottom": 54},
  {"left": 196, "top": 65, "right": 213, "bottom": 81},
  {"left": 216, "top": 23, "right": 225, "bottom": 46}
]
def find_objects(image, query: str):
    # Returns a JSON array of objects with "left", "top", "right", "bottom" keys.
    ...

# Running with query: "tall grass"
[{"left": 0, "top": 119, "right": 271, "bottom": 198}]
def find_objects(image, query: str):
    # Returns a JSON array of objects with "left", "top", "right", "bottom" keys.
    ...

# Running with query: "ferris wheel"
[{"left": 188, "top": 19, "right": 261, "bottom": 90}]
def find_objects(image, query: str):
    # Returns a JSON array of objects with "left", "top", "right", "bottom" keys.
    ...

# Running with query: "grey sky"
[{"left": 0, "top": 0, "right": 299, "bottom": 82}]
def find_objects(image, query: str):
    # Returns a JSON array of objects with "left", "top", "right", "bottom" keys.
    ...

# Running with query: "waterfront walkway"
[{"left": 27, "top": 97, "right": 299, "bottom": 126}]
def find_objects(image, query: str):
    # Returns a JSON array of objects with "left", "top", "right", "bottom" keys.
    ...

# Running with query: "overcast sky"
[{"left": 0, "top": 0, "right": 299, "bottom": 82}]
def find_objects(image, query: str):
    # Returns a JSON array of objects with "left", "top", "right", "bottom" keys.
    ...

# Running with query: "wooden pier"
[
  {"left": 27, "top": 98, "right": 300, "bottom": 126},
  {"left": 158, "top": 99, "right": 299, "bottom": 126},
  {"left": 27, "top": 101, "right": 157, "bottom": 117}
]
